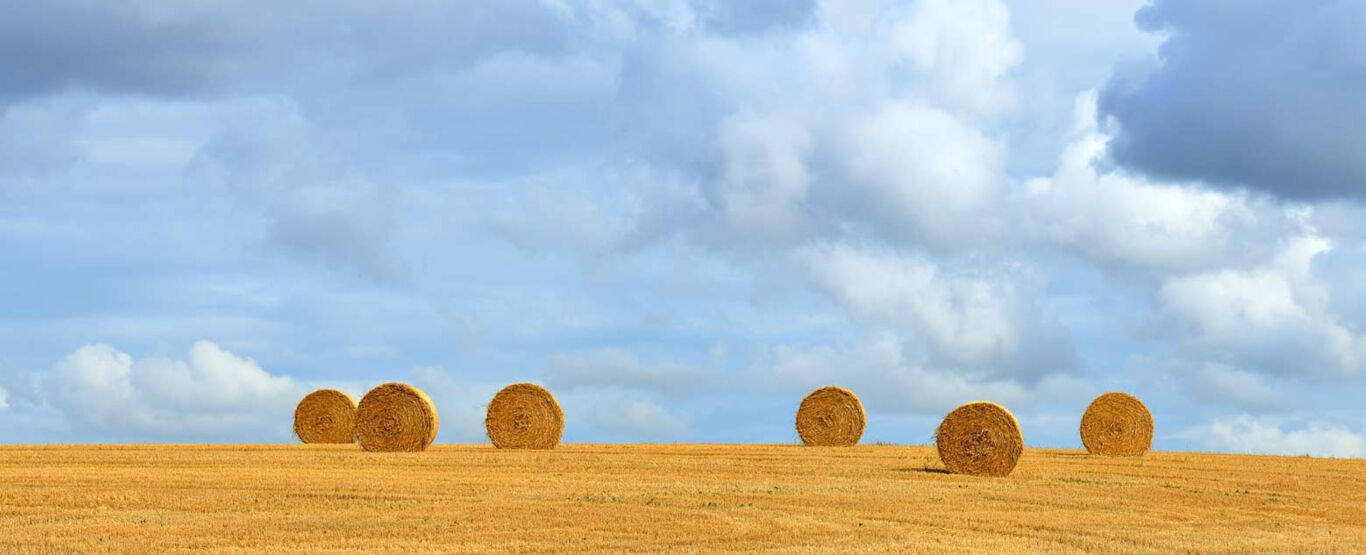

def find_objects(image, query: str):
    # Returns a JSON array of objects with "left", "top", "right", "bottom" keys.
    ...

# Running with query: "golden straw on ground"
[
  {"left": 1080, "top": 392, "right": 1153, "bottom": 456},
  {"left": 354, "top": 382, "right": 439, "bottom": 452},
  {"left": 486, "top": 383, "right": 564, "bottom": 449},
  {"left": 293, "top": 389, "right": 358, "bottom": 444},
  {"left": 935, "top": 401, "right": 1024, "bottom": 477},
  {"left": 795, "top": 386, "right": 866, "bottom": 446}
]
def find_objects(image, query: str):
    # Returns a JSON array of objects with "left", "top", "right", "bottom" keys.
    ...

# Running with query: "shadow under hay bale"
[
  {"left": 293, "top": 389, "right": 358, "bottom": 444},
  {"left": 354, "top": 382, "right": 439, "bottom": 452},
  {"left": 1080, "top": 392, "right": 1153, "bottom": 456},
  {"left": 935, "top": 401, "right": 1024, "bottom": 477},
  {"left": 795, "top": 386, "right": 866, "bottom": 447},
  {"left": 486, "top": 383, "right": 564, "bottom": 450}
]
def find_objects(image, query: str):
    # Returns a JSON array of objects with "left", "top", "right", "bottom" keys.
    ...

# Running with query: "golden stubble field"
[{"left": 0, "top": 444, "right": 1362, "bottom": 553}]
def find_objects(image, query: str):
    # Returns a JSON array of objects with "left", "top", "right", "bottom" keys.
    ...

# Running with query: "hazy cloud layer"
[
  {"left": 546, "top": 348, "right": 724, "bottom": 397},
  {"left": 591, "top": 399, "right": 687, "bottom": 441}
]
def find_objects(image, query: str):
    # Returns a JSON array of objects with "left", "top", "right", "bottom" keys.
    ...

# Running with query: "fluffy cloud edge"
[{"left": 1175, "top": 415, "right": 1366, "bottom": 459}]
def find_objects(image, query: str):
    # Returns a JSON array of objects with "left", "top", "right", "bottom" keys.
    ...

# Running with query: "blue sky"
[{"left": 2, "top": 0, "right": 1364, "bottom": 456}]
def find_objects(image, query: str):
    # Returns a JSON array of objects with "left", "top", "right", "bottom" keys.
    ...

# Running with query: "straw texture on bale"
[
  {"left": 935, "top": 401, "right": 1024, "bottom": 477},
  {"left": 354, "top": 382, "right": 439, "bottom": 452},
  {"left": 293, "top": 389, "right": 358, "bottom": 444},
  {"left": 1080, "top": 392, "right": 1153, "bottom": 456},
  {"left": 486, "top": 383, "right": 564, "bottom": 449},
  {"left": 795, "top": 386, "right": 866, "bottom": 446}
]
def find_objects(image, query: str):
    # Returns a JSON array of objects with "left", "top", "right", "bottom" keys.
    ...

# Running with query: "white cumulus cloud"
[
  {"left": 1160, "top": 235, "right": 1366, "bottom": 379},
  {"left": 1177, "top": 415, "right": 1366, "bottom": 459},
  {"left": 835, "top": 102, "right": 1005, "bottom": 249},
  {"left": 43, "top": 341, "right": 302, "bottom": 441},
  {"left": 1023, "top": 91, "right": 1290, "bottom": 273},
  {"left": 795, "top": 243, "right": 1078, "bottom": 382}
]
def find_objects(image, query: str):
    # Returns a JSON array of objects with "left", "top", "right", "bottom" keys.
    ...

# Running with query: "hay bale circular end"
[
  {"left": 486, "top": 383, "right": 564, "bottom": 449},
  {"left": 355, "top": 382, "right": 439, "bottom": 452},
  {"left": 1080, "top": 392, "right": 1153, "bottom": 456},
  {"left": 294, "top": 389, "right": 358, "bottom": 444},
  {"left": 935, "top": 401, "right": 1024, "bottom": 477},
  {"left": 795, "top": 386, "right": 866, "bottom": 446}
]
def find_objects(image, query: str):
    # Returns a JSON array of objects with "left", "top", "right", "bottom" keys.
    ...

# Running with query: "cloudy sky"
[{"left": 2, "top": 0, "right": 1364, "bottom": 456}]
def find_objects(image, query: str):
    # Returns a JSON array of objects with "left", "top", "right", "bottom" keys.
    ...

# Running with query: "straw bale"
[
  {"left": 294, "top": 389, "right": 358, "bottom": 444},
  {"left": 935, "top": 401, "right": 1024, "bottom": 477},
  {"left": 795, "top": 386, "right": 866, "bottom": 446},
  {"left": 1080, "top": 392, "right": 1153, "bottom": 456},
  {"left": 355, "top": 382, "right": 439, "bottom": 452},
  {"left": 486, "top": 383, "right": 564, "bottom": 449}
]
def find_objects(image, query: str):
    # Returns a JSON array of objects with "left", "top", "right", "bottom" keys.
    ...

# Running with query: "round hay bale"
[
  {"left": 935, "top": 401, "right": 1024, "bottom": 477},
  {"left": 485, "top": 383, "right": 564, "bottom": 449},
  {"left": 354, "top": 382, "right": 439, "bottom": 452},
  {"left": 293, "top": 389, "right": 358, "bottom": 444},
  {"left": 795, "top": 386, "right": 866, "bottom": 446},
  {"left": 1080, "top": 392, "right": 1153, "bottom": 456}
]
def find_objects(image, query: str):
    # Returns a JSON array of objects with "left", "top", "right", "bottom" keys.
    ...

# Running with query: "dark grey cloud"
[
  {"left": 1098, "top": 0, "right": 1366, "bottom": 200},
  {"left": 0, "top": 1, "right": 284, "bottom": 99},
  {"left": 0, "top": 0, "right": 570, "bottom": 101}
]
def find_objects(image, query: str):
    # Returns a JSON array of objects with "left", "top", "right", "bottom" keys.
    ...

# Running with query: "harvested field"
[{"left": 0, "top": 444, "right": 1361, "bottom": 553}]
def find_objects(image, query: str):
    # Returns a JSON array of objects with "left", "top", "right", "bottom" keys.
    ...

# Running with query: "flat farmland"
[{"left": 0, "top": 444, "right": 1362, "bottom": 553}]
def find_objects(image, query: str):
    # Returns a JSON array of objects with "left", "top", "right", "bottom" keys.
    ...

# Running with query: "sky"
[{"left": 1, "top": 0, "right": 1364, "bottom": 456}]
